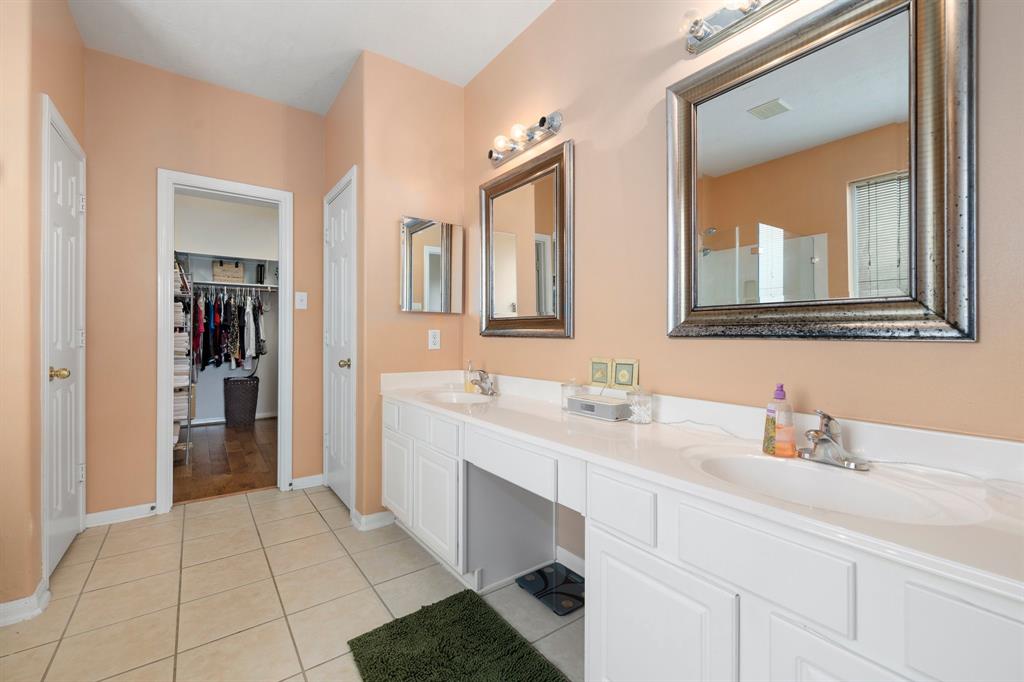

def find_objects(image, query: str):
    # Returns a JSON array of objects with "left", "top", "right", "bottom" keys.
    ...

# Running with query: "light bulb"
[
  {"left": 510, "top": 124, "right": 528, "bottom": 142},
  {"left": 493, "top": 135, "right": 510, "bottom": 152}
]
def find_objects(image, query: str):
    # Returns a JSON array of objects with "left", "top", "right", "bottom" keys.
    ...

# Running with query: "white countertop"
[{"left": 382, "top": 383, "right": 1024, "bottom": 592}]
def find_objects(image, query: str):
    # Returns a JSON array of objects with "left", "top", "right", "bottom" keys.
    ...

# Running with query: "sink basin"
[
  {"left": 699, "top": 455, "right": 990, "bottom": 526},
  {"left": 424, "top": 391, "right": 493, "bottom": 405}
]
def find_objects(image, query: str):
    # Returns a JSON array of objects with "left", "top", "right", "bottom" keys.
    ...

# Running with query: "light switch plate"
[
  {"left": 295, "top": 291, "right": 308, "bottom": 310},
  {"left": 427, "top": 329, "right": 441, "bottom": 350}
]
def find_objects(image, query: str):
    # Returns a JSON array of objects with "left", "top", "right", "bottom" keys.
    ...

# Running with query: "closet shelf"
[{"left": 191, "top": 280, "right": 278, "bottom": 290}]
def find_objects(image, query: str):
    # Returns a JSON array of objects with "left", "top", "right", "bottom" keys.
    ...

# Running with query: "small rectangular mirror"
[
  {"left": 399, "top": 217, "right": 463, "bottom": 314},
  {"left": 481, "top": 141, "right": 574, "bottom": 337}
]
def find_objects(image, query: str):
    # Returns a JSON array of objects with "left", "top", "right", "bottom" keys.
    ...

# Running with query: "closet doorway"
[{"left": 157, "top": 170, "right": 293, "bottom": 512}]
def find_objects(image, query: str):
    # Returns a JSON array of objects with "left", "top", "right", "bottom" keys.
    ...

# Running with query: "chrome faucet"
[
  {"left": 470, "top": 370, "right": 497, "bottom": 396},
  {"left": 797, "top": 411, "right": 870, "bottom": 471}
]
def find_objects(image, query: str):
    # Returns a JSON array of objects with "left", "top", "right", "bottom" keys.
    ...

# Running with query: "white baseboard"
[
  {"left": 0, "top": 579, "right": 51, "bottom": 626},
  {"left": 557, "top": 546, "right": 585, "bottom": 577},
  {"left": 86, "top": 503, "right": 158, "bottom": 528},
  {"left": 290, "top": 474, "right": 323, "bottom": 490},
  {"left": 351, "top": 509, "right": 395, "bottom": 531}
]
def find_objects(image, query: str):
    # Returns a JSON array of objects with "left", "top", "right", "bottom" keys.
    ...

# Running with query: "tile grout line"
[
  {"left": 39, "top": 523, "right": 110, "bottom": 681},
  {"left": 94, "top": 656, "right": 174, "bottom": 682},
  {"left": 248, "top": 490, "right": 309, "bottom": 681},
  {"left": 306, "top": 494, "right": 403, "bottom": 619},
  {"left": 172, "top": 513, "right": 185, "bottom": 682},
  {"left": 12, "top": 489, "right": 337, "bottom": 680}
]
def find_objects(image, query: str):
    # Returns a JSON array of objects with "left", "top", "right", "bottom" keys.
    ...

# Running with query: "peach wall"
[
  {"left": 83, "top": 51, "right": 325, "bottom": 513},
  {"left": 701, "top": 122, "right": 910, "bottom": 298},
  {"left": 0, "top": 0, "right": 85, "bottom": 602},
  {"left": 462, "top": 0, "right": 1024, "bottom": 442},
  {"left": 325, "top": 52, "right": 464, "bottom": 514}
]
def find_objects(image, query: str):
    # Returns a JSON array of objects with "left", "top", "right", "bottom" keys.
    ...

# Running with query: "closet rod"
[{"left": 191, "top": 280, "right": 278, "bottom": 290}]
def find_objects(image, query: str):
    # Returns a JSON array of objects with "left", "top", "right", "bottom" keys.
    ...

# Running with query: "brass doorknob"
[
  {"left": 49, "top": 367, "right": 71, "bottom": 381},
  {"left": 338, "top": 359, "right": 351, "bottom": 369}
]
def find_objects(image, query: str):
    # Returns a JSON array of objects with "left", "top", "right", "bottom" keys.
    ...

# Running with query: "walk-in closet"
[{"left": 171, "top": 188, "right": 280, "bottom": 503}]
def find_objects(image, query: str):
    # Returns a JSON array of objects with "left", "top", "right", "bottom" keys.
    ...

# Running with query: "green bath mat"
[{"left": 348, "top": 589, "right": 569, "bottom": 682}]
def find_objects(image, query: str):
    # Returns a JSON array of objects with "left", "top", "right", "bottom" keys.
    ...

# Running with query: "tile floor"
[{"left": 0, "top": 486, "right": 583, "bottom": 682}]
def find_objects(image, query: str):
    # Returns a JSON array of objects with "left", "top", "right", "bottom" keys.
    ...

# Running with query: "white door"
[
  {"left": 586, "top": 525, "right": 739, "bottom": 682},
  {"left": 382, "top": 429, "right": 413, "bottom": 526},
  {"left": 413, "top": 443, "right": 458, "bottom": 567},
  {"left": 43, "top": 98, "right": 87, "bottom": 575},
  {"left": 323, "top": 170, "right": 357, "bottom": 508}
]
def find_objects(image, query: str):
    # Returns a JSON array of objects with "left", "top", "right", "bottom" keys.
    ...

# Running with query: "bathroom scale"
[{"left": 515, "top": 562, "right": 584, "bottom": 616}]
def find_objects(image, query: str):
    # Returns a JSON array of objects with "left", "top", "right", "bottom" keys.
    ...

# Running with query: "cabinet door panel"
[
  {"left": 587, "top": 525, "right": 738, "bottom": 682},
  {"left": 414, "top": 444, "right": 459, "bottom": 567},
  {"left": 769, "top": 615, "right": 905, "bottom": 681},
  {"left": 382, "top": 429, "right": 413, "bottom": 526}
]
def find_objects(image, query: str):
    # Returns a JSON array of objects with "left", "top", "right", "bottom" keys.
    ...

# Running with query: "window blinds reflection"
[{"left": 850, "top": 173, "right": 910, "bottom": 298}]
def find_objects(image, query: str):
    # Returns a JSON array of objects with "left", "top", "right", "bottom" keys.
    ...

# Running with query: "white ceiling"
[
  {"left": 697, "top": 11, "right": 909, "bottom": 177},
  {"left": 68, "top": 0, "right": 553, "bottom": 114}
]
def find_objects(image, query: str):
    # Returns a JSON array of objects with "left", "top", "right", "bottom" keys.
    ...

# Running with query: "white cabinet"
[
  {"left": 413, "top": 443, "right": 459, "bottom": 567},
  {"left": 586, "top": 525, "right": 739, "bottom": 682},
  {"left": 382, "top": 429, "right": 413, "bottom": 526}
]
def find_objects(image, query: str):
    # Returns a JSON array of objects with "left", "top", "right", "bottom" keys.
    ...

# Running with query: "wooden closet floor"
[{"left": 173, "top": 418, "right": 277, "bottom": 503}]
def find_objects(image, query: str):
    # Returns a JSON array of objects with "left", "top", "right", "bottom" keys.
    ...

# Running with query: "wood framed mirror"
[
  {"left": 667, "top": 0, "right": 976, "bottom": 340},
  {"left": 480, "top": 140, "right": 574, "bottom": 337}
]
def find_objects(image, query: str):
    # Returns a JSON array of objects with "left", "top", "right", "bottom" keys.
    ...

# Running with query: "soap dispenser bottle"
[
  {"left": 464, "top": 361, "right": 477, "bottom": 393},
  {"left": 762, "top": 383, "right": 795, "bottom": 457}
]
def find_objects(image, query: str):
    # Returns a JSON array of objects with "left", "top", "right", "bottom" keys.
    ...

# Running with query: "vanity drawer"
[
  {"left": 588, "top": 469, "right": 658, "bottom": 548},
  {"left": 903, "top": 582, "right": 1024, "bottom": 682},
  {"left": 429, "top": 416, "right": 461, "bottom": 458},
  {"left": 677, "top": 503, "right": 856, "bottom": 639},
  {"left": 399, "top": 404, "right": 430, "bottom": 442},
  {"left": 465, "top": 427, "right": 556, "bottom": 501},
  {"left": 382, "top": 400, "right": 399, "bottom": 432}
]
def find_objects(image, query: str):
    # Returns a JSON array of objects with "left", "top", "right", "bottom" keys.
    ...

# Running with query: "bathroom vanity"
[{"left": 380, "top": 371, "right": 1023, "bottom": 682}]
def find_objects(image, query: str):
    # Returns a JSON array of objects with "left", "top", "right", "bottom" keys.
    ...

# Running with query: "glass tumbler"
[
  {"left": 627, "top": 389, "right": 653, "bottom": 424},
  {"left": 560, "top": 382, "right": 583, "bottom": 410}
]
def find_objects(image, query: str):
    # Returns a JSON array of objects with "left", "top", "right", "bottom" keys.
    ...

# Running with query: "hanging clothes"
[
  {"left": 254, "top": 295, "right": 267, "bottom": 356},
  {"left": 203, "top": 295, "right": 216, "bottom": 369},
  {"left": 245, "top": 296, "right": 256, "bottom": 359},
  {"left": 237, "top": 298, "right": 246, "bottom": 364},
  {"left": 228, "top": 295, "right": 240, "bottom": 364}
]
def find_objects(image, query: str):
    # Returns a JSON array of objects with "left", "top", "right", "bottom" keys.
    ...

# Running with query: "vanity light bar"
[
  {"left": 487, "top": 111, "right": 563, "bottom": 167},
  {"left": 686, "top": 0, "right": 797, "bottom": 55}
]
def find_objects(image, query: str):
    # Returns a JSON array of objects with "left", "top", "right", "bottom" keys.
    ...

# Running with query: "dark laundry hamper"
[{"left": 223, "top": 376, "right": 259, "bottom": 428}]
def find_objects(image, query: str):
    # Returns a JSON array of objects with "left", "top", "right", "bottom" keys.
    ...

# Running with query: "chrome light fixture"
[
  {"left": 487, "top": 111, "right": 563, "bottom": 167},
  {"left": 685, "top": 0, "right": 796, "bottom": 54}
]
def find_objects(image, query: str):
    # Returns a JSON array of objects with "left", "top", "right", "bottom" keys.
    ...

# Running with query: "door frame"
[
  {"left": 423, "top": 244, "right": 441, "bottom": 311},
  {"left": 156, "top": 169, "right": 294, "bottom": 513},
  {"left": 40, "top": 94, "right": 87, "bottom": 582},
  {"left": 322, "top": 166, "right": 358, "bottom": 510}
]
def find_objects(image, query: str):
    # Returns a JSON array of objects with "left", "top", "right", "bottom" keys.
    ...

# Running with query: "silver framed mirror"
[
  {"left": 480, "top": 141, "right": 574, "bottom": 337},
  {"left": 667, "top": 0, "right": 976, "bottom": 340},
  {"left": 399, "top": 217, "right": 463, "bottom": 314}
]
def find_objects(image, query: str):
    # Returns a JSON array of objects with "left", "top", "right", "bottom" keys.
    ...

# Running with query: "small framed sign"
[
  {"left": 589, "top": 357, "right": 612, "bottom": 387},
  {"left": 611, "top": 358, "right": 639, "bottom": 391}
]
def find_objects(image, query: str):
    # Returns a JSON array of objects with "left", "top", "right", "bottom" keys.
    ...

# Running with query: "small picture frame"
[
  {"left": 589, "top": 357, "right": 612, "bottom": 387},
  {"left": 611, "top": 358, "right": 639, "bottom": 391}
]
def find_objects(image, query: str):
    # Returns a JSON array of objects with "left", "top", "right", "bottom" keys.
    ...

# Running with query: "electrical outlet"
[{"left": 427, "top": 329, "right": 441, "bottom": 350}]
